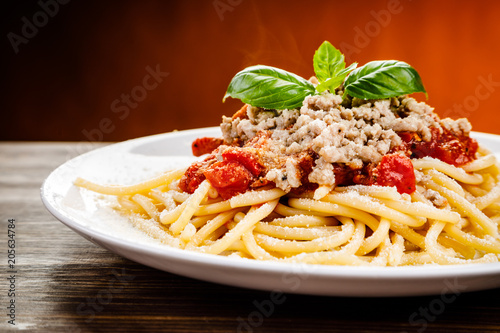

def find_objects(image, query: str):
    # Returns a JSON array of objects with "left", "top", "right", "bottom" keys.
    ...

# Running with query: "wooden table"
[{"left": 1, "top": 142, "right": 499, "bottom": 332}]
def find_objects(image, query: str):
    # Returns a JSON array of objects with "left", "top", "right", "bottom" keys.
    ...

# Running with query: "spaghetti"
[
  {"left": 74, "top": 49, "right": 500, "bottom": 266},
  {"left": 74, "top": 125, "right": 500, "bottom": 266}
]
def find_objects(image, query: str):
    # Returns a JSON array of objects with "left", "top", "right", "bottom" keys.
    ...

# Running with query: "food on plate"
[{"left": 75, "top": 41, "right": 500, "bottom": 266}]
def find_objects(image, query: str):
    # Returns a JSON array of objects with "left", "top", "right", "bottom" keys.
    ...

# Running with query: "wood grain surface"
[{"left": 1, "top": 142, "right": 499, "bottom": 332}]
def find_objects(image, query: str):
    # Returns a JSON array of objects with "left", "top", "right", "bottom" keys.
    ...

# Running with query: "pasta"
[
  {"left": 73, "top": 146, "right": 500, "bottom": 266},
  {"left": 74, "top": 45, "right": 500, "bottom": 266}
]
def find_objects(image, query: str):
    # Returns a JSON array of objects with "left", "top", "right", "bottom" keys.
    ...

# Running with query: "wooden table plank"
[{"left": 1, "top": 142, "right": 499, "bottom": 332}]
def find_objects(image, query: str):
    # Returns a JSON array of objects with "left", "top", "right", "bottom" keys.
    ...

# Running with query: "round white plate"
[{"left": 41, "top": 128, "right": 500, "bottom": 297}]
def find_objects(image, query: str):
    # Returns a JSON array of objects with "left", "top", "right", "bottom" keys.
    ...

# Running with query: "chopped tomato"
[
  {"left": 179, "top": 155, "right": 217, "bottom": 193},
  {"left": 373, "top": 153, "right": 416, "bottom": 194},
  {"left": 180, "top": 146, "right": 263, "bottom": 198},
  {"left": 203, "top": 160, "right": 254, "bottom": 199},
  {"left": 192, "top": 137, "right": 224, "bottom": 157},
  {"left": 221, "top": 147, "right": 263, "bottom": 176},
  {"left": 398, "top": 128, "right": 477, "bottom": 166},
  {"left": 179, "top": 161, "right": 207, "bottom": 194}
]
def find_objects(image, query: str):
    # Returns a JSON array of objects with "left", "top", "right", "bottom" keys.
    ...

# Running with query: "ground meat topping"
[{"left": 214, "top": 90, "right": 477, "bottom": 195}]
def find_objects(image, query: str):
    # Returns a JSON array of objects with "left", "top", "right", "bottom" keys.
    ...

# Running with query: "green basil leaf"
[
  {"left": 313, "top": 41, "right": 345, "bottom": 83},
  {"left": 344, "top": 60, "right": 427, "bottom": 100},
  {"left": 316, "top": 77, "right": 343, "bottom": 94},
  {"left": 223, "top": 65, "right": 316, "bottom": 109},
  {"left": 316, "top": 62, "right": 358, "bottom": 93}
]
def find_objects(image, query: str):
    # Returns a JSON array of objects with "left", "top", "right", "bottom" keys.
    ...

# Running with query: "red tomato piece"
[
  {"left": 221, "top": 147, "right": 263, "bottom": 176},
  {"left": 433, "top": 131, "right": 478, "bottom": 165},
  {"left": 192, "top": 137, "right": 224, "bottom": 157},
  {"left": 203, "top": 160, "right": 254, "bottom": 199},
  {"left": 398, "top": 128, "right": 478, "bottom": 166},
  {"left": 374, "top": 153, "right": 416, "bottom": 194},
  {"left": 179, "top": 161, "right": 207, "bottom": 194}
]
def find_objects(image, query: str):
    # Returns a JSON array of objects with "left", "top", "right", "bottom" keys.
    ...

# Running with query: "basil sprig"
[
  {"left": 313, "top": 41, "right": 357, "bottom": 93},
  {"left": 223, "top": 41, "right": 427, "bottom": 109},
  {"left": 344, "top": 60, "right": 427, "bottom": 100}
]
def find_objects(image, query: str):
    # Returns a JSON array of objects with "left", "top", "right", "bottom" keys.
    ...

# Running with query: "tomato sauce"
[
  {"left": 397, "top": 127, "right": 477, "bottom": 166},
  {"left": 181, "top": 126, "right": 478, "bottom": 197},
  {"left": 179, "top": 156, "right": 215, "bottom": 194},
  {"left": 221, "top": 147, "right": 262, "bottom": 177},
  {"left": 203, "top": 160, "right": 254, "bottom": 199},
  {"left": 179, "top": 147, "right": 264, "bottom": 199}
]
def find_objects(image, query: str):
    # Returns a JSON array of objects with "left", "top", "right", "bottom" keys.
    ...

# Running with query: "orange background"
[{"left": 3, "top": 0, "right": 500, "bottom": 142}]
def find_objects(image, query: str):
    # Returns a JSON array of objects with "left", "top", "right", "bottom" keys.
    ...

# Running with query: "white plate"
[{"left": 41, "top": 128, "right": 500, "bottom": 297}]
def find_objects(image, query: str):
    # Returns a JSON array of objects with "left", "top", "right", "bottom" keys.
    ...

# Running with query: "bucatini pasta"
[{"left": 75, "top": 42, "right": 500, "bottom": 266}]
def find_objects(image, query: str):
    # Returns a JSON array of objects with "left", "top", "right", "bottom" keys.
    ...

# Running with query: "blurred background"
[{"left": 3, "top": 0, "right": 500, "bottom": 142}]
